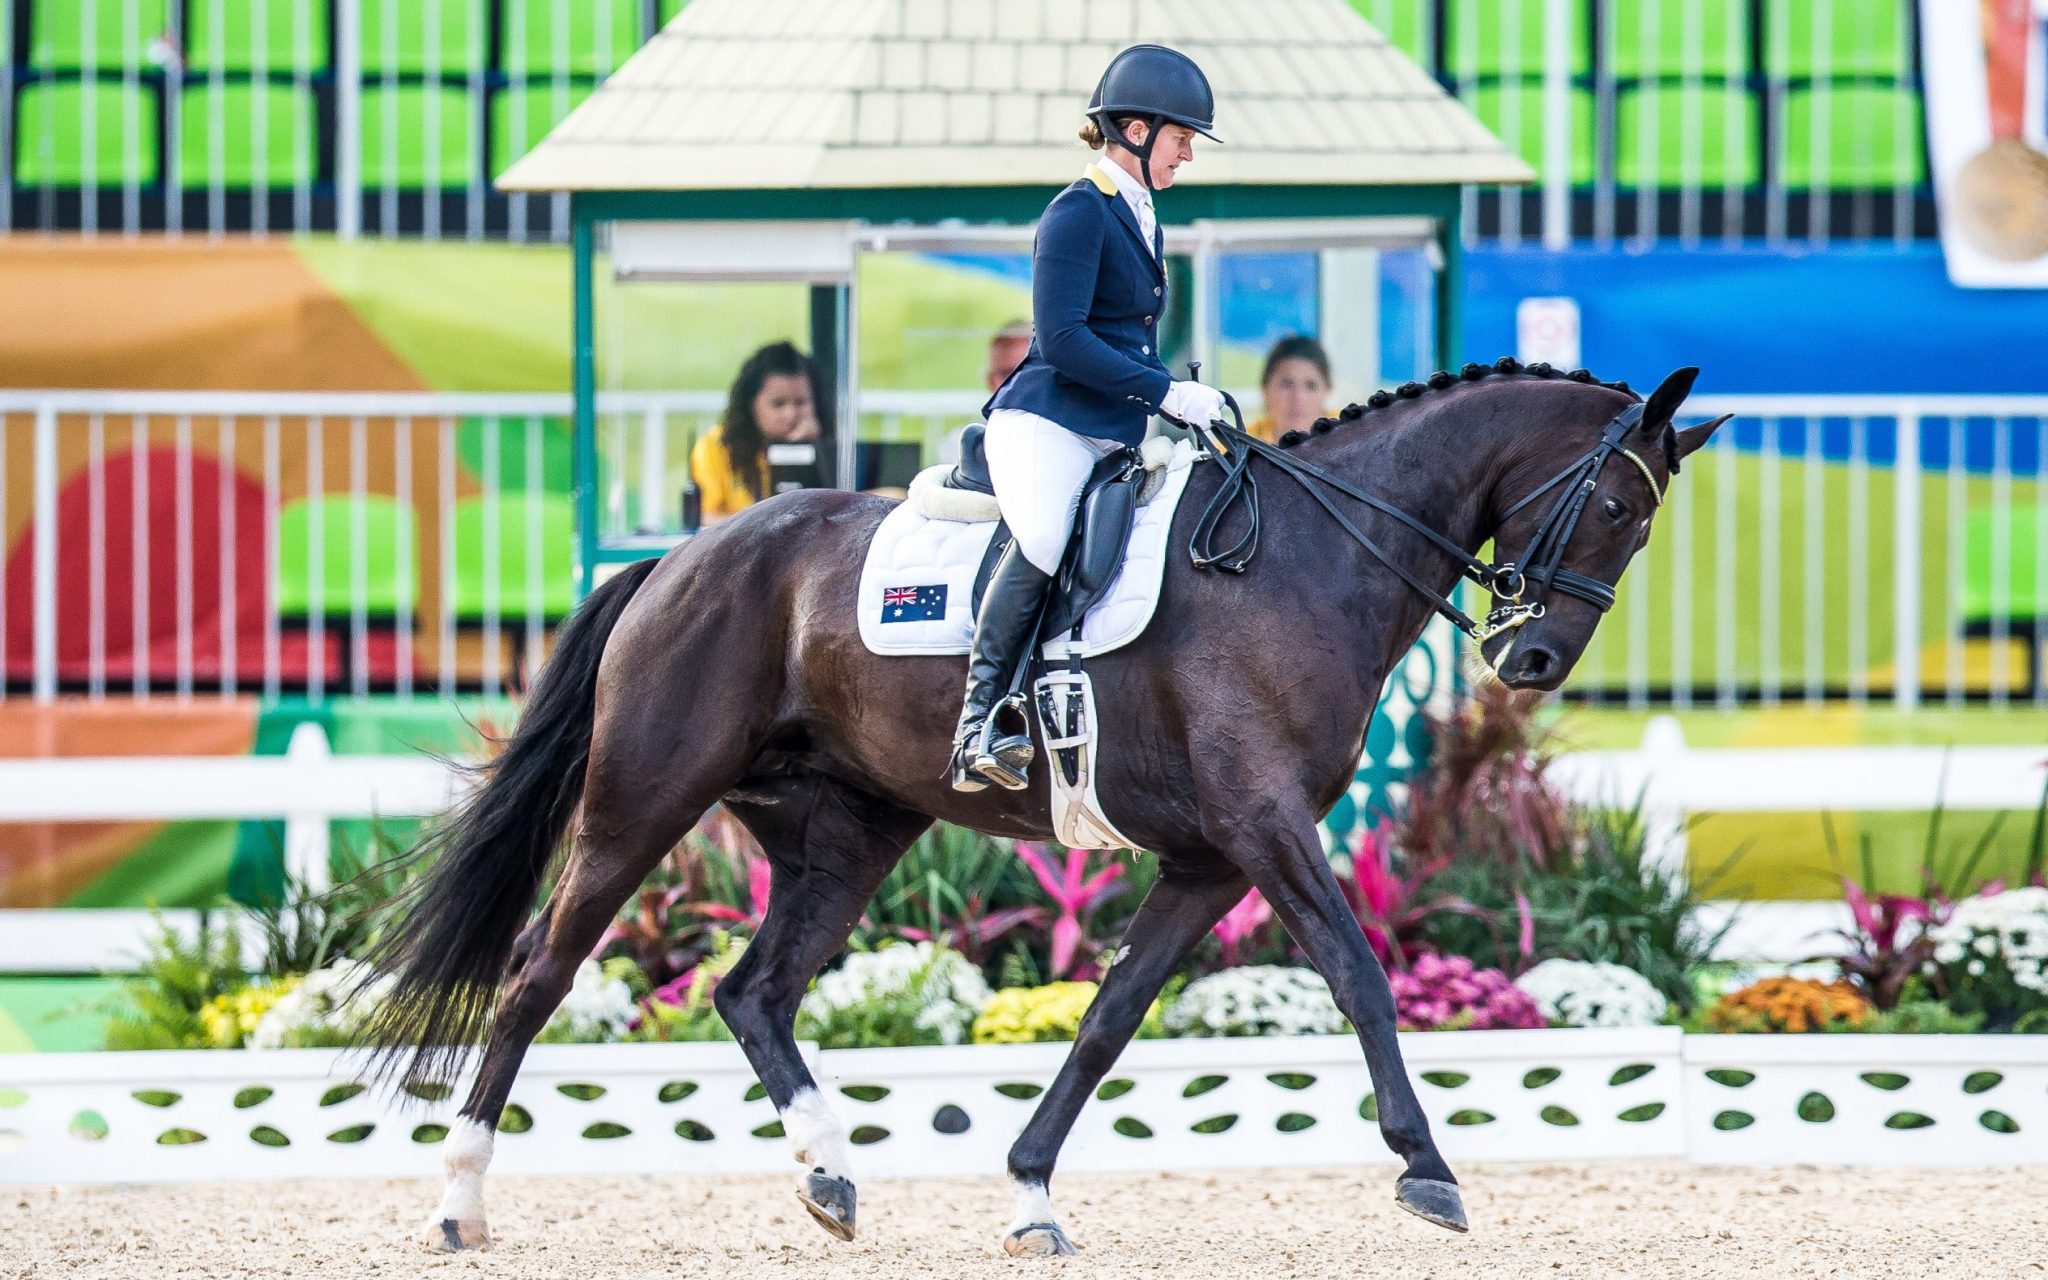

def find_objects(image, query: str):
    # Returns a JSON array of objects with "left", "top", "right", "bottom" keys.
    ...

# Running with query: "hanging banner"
[{"left": 1921, "top": 0, "right": 2048, "bottom": 286}]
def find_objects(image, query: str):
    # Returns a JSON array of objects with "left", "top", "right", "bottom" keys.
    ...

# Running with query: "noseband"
[{"left": 1183, "top": 397, "right": 1666, "bottom": 646}]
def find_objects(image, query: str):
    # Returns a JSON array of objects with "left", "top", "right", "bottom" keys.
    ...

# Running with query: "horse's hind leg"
[
  {"left": 425, "top": 773, "right": 734, "bottom": 1251},
  {"left": 999, "top": 860, "right": 1250, "bottom": 1257},
  {"left": 714, "top": 774, "right": 931, "bottom": 1242}
]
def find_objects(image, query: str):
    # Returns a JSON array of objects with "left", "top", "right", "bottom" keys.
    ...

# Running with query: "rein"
[{"left": 1178, "top": 394, "right": 1665, "bottom": 646}]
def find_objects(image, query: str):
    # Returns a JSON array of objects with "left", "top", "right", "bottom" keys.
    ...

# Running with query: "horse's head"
[{"left": 1476, "top": 367, "right": 1726, "bottom": 691}]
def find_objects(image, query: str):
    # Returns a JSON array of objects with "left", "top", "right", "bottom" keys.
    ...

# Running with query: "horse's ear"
[
  {"left": 1640, "top": 366, "right": 1699, "bottom": 428},
  {"left": 1672, "top": 413, "right": 1731, "bottom": 462}
]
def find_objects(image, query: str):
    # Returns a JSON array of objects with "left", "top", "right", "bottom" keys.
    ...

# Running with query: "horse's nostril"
[{"left": 1520, "top": 648, "right": 1555, "bottom": 679}]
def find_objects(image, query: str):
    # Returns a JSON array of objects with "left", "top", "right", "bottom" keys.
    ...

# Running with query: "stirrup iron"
[{"left": 971, "top": 693, "right": 1034, "bottom": 790}]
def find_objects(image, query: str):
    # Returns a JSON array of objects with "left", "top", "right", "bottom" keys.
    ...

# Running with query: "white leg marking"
[
  {"left": 1008, "top": 1177, "right": 1059, "bottom": 1234},
  {"left": 781, "top": 1087, "right": 853, "bottom": 1181},
  {"left": 429, "top": 1117, "right": 494, "bottom": 1235}
]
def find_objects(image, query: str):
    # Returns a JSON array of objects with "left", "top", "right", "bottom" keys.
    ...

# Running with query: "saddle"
[{"left": 925, "top": 423, "right": 1159, "bottom": 640}]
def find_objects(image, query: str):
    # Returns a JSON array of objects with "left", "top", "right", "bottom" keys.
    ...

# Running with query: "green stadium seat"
[
  {"left": 177, "top": 83, "right": 317, "bottom": 188},
  {"left": 185, "top": 0, "right": 330, "bottom": 73},
  {"left": 14, "top": 80, "right": 160, "bottom": 187},
  {"left": 274, "top": 495, "right": 418, "bottom": 620},
  {"left": 358, "top": 85, "right": 479, "bottom": 189},
  {"left": 1346, "top": 0, "right": 1433, "bottom": 65},
  {"left": 1766, "top": 0, "right": 1909, "bottom": 79},
  {"left": 29, "top": 0, "right": 169, "bottom": 70},
  {"left": 449, "top": 493, "right": 577, "bottom": 623},
  {"left": 1610, "top": 0, "right": 1750, "bottom": 79},
  {"left": 1465, "top": 81, "right": 1595, "bottom": 186},
  {"left": 1778, "top": 84, "right": 1926, "bottom": 190},
  {"left": 1443, "top": 0, "right": 1588, "bottom": 78},
  {"left": 361, "top": 0, "right": 489, "bottom": 74},
  {"left": 1615, "top": 83, "right": 1759, "bottom": 188},
  {"left": 490, "top": 81, "right": 596, "bottom": 178},
  {"left": 456, "top": 417, "right": 575, "bottom": 493},
  {"left": 504, "top": 0, "right": 645, "bottom": 76},
  {"left": 1962, "top": 507, "right": 2044, "bottom": 626}
]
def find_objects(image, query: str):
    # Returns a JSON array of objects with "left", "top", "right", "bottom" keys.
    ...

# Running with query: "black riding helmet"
[{"left": 1087, "top": 44, "right": 1221, "bottom": 192}]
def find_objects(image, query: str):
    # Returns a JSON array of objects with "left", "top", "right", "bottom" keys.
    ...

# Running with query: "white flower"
[
  {"left": 1928, "top": 887, "right": 2048, "bottom": 996},
  {"left": 1514, "top": 959, "right": 1668, "bottom": 1028},
  {"left": 250, "top": 959, "right": 393, "bottom": 1049},
  {"left": 544, "top": 959, "right": 637, "bottom": 1043},
  {"left": 801, "top": 942, "right": 990, "bottom": 1045},
  {"left": 1165, "top": 966, "right": 1346, "bottom": 1037}
]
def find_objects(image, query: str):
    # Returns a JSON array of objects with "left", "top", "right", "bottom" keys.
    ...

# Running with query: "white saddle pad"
[{"left": 858, "top": 438, "right": 1199, "bottom": 658}]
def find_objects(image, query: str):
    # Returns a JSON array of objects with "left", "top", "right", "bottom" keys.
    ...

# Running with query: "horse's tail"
[{"left": 357, "top": 557, "right": 660, "bottom": 1091}]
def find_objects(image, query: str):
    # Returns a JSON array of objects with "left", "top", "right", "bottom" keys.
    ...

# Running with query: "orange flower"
[{"left": 1705, "top": 976, "right": 1872, "bottom": 1034}]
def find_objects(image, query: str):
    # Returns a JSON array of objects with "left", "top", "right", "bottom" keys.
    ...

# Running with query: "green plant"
[
  {"left": 244, "top": 826, "right": 426, "bottom": 979},
  {"left": 103, "top": 914, "right": 252, "bottom": 1051},
  {"left": 1392, "top": 685, "right": 1571, "bottom": 874},
  {"left": 1418, "top": 798, "right": 1731, "bottom": 1009},
  {"left": 860, "top": 825, "right": 1048, "bottom": 969}
]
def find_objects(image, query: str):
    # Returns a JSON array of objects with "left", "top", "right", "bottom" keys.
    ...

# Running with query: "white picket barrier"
[{"left": 3, "top": 1029, "right": 2041, "bottom": 1186}]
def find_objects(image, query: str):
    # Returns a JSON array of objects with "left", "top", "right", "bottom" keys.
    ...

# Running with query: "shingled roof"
[{"left": 497, "top": 0, "right": 1532, "bottom": 193}]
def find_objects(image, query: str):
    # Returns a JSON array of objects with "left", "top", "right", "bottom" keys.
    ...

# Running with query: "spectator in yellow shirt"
[
  {"left": 1248, "top": 335, "right": 1334, "bottom": 444},
  {"left": 690, "top": 341, "right": 827, "bottom": 525}
]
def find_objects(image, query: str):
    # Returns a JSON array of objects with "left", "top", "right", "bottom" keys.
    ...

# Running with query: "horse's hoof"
[
  {"left": 423, "top": 1217, "right": 490, "bottom": 1252},
  {"left": 1395, "top": 1178, "right": 1469, "bottom": 1233},
  {"left": 798, "top": 1171, "right": 857, "bottom": 1241},
  {"left": 1003, "top": 1222, "right": 1078, "bottom": 1257}
]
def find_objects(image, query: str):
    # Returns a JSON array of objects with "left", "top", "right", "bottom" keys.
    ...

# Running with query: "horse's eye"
[{"left": 1602, "top": 497, "right": 1627, "bottom": 520}]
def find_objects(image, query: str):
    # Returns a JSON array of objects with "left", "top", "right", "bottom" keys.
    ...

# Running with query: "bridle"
[{"left": 1179, "top": 394, "right": 1666, "bottom": 647}]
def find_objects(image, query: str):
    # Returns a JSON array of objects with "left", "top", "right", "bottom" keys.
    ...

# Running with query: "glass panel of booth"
[{"left": 579, "top": 215, "right": 1444, "bottom": 567}]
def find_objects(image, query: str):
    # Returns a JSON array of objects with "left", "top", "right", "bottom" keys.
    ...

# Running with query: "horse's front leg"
[
  {"left": 1202, "top": 797, "right": 1466, "bottom": 1233},
  {"left": 1001, "top": 861, "right": 1249, "bottom": 1257}
]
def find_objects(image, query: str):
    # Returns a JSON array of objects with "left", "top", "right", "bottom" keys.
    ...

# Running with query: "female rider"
[{"left": 949, "top": 45, "right": 1227, "bottom": 792}]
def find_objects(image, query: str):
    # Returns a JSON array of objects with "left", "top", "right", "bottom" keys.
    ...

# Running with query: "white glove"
[{"left": 1161, "top": 379, "right": 1227, "bottom": 427}]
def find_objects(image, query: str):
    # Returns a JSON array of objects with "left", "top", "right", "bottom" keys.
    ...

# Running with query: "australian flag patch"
[{"left": 880, "top": 584, "right": 947, "bottom": 623}]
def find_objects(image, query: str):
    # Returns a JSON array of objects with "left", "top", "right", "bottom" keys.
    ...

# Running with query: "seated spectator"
[
  {"left": 985, "top": 318, "right": 1034, "bottom": 391},
  {"left": 940, "top": 319, "right": 1037, "bottom": 465},
  {"left": 1249, "top": 335, "right": 1334, "bottom": 444},
  {"left": 690, "top": 341, "right": 828, "bottom": 525}
]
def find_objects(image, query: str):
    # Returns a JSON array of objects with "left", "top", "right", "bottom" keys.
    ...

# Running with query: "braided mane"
[{"left": 1278, "top": 356, "right": 1686, "bottom": 476}]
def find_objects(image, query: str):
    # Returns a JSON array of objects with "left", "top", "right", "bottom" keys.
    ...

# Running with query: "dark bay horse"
[{"left": 362, "top": 361, "right": 1723, "bottom": 1256}]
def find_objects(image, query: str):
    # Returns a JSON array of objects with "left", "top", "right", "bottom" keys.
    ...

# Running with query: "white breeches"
[{"left": 984, "top": 409, "right": 1124, "bottom": 573}]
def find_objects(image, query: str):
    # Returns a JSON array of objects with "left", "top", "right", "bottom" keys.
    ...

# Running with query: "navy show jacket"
[{"left": 983, "top": 165, "right": 1172, "bottom": 448}]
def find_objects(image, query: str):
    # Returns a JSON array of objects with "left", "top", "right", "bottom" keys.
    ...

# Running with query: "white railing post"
[
  {"left": 1637, "top": 714, "right": 1690, "bottom": 877},
  {"left": 639, "top": 405, "right": 667, "bottom": 532},
  {"left": 334, "top": 0, "right": 362, "bottom": 241},
  {"left": 1893, "top": 412, "right": 1923, "bottom": 710},
  {"left": 1540, "top": 0, "right": 1573, "bottom": 250},
  {"left": 282, "top": 722, "right": 334, "bottom": 891},
  {"left": 32, "top": 401, "right": 59, "bottom": 703}
]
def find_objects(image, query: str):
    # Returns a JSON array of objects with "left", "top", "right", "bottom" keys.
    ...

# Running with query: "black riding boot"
[{"left": 948, "top": 544, "right": 1056, "bottom": 792}]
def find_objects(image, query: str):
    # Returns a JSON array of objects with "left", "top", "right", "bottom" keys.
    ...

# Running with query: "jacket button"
[
  {"left": 1141, "top": 344, "right": 1151, "bottom": 355},
  {"left": 1144, "top": 315, "right": 1154, "bottom": 325},
  {"left": 1153, "top": 285, "right": 1162, "bottom": 297}
]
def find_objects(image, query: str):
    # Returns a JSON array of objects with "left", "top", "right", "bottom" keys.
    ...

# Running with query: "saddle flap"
[{"left": 1043, "top": 449, "right": 1144, "bottom": 637}]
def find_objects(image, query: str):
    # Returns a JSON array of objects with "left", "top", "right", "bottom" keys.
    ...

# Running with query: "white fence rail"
[
  {"left": 1551, "top": 715, "right": 2048, "bottom": 961},
  {"left": 0, "top": 722, "right": 461, "bottom": 972},
  {"left": 5, "top": 389, "right": 2043, "bottom": 707},
  {"left": 5, "top": 1029, "right": 2044, "bottom": 1185},
  {"left": 8, "top": 719, "right": 2046, "bottom": 970}
]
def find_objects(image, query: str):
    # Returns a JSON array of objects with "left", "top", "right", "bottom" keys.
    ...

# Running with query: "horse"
[{"left": 360, "top": 358, "right": 1724, "bottom": 1257}]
